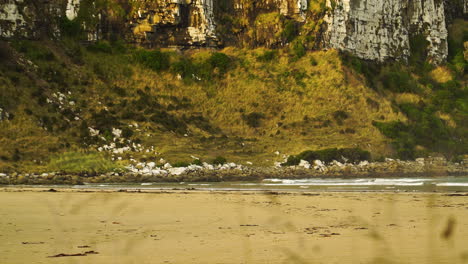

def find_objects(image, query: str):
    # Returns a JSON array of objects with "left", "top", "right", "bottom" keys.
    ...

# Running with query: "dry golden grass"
[
  {"left": 113, "top": 48, "right": 404, "bottom": 164},
  {"left": 394, "top": 93, "right": 423, "bottom": 104},
  {"left": 430, "top": 66, "right": 453, "bottom": 83},
  {"left": 0, "top": 116, "right": 62, "bottom": 172},
  {"left": 0, "top": 43, "right": 408, "bottom": 169}
]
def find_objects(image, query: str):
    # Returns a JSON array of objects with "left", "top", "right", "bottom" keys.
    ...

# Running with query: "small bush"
[
  {"left": 185, "top": 115, "right": 219, "bottom": 133},
  {"left": 59, "top": 17, "right": 82, "bottom": 38},
  {"left": 48, "top": 152, "right": 120, "bottom": 174},
  {"left": 171, "top": 58, "right": 196, "bottom": 80},
  {"left": 243, "top": 112, "right": 265, "bottom": 128},
  {"left": 366, "top": 98, "right": 380, "bottom": 110},
  {"left": 310, "top": 57, "right": 318, "bottom": 66},
  {"left": 282, "top": 148, "right": 371, "bottom": 166},
  {"left": 380, "top": 66, "right": 420, "bottom": 93},
  {"left": 191, "top": 159, "right": 203, "bottom": 166},
  {"left": 87, "top": 41, "right": 113, "bottom": 54},
  {"left": 333, "top": 110, "right": 349, "bottom": 125},
  {"left": 134, "top": 49, "right": 170, "bottom": 72},
  {"left": 13, "top": 40, "right": 56, "bottom": 61},
  {"left": 208, "top": 52, "right": 232, "bottom": 73},
  {"left": 290, "top": 40, "right": 306, "bottom": 59},
  {"left": 172, "top": 161, "right": 190, "bottom": 168},
  {"left": 281, "top": 19, "right": 297, "bottom": 43},
  {"left": 149, "top": 110, "right": 187, "bottom": 134},
  {"left": 121, "top": 127, "right": 133, "bottom": 138},
  {"left": 111, "top": 85, "right": 127, "bottom": 97},
  {"left": 257, "top": 50, "right": 277, "bottom": 62},
  {"left": 91, "top": 109, "right": 121, "bottom": 132},
  {"left": 212, "top": 156, "right": 227, "bottom": 165}
]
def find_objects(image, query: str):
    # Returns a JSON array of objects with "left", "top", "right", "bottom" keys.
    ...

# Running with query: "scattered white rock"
[
  {"left": 187, "top": 165, "right": 203, "bottom": 171},
  {"left": 202, "top": 162, "right": 214, "bottom": 170},
  {"left": 88, "top": 127, "right": 100, "bottom": 137},
  {"left": 331, "top": 160, "right": 344, "bottom": 167},
  {"left": 168, "top": 167, "right": 187, "bottom": 175},
  {"left": 112, "top": 128, "right": 122, "bottom": 138},
  {"left": 299, "top": 160, "right": 311, "bottom": 169},
  {"left": 358, "top": 160, "right": 369, "bottom": 167},
  {"left": 314, "top": 160, "right": 327, "bottom": 172}
]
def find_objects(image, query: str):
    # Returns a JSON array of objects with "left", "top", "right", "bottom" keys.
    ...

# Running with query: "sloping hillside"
[{"left": 0, "top": 31, "right": 466, "bottom": 172}]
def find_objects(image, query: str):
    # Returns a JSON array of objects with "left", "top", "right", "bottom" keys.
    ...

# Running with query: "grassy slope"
[{"left": 0, "top": 33, "right": 465, "bottom": 172}]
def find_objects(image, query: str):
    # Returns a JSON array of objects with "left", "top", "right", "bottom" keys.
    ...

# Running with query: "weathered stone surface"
[
  {"left": 0, "top": 0, "right": 463, "bottom": 63},
  {"left": 127, "top": 0, "right": 218, "bottom": 46},
  {"left": 323, "top": 0, "right": 448, "bottom": 64},
  {"left": 0, "top": 0, "right": 30, "bottom": 38}
]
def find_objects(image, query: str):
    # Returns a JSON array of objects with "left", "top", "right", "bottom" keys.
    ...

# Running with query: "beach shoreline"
[
  {"left": 1, "top": 188, "right": 467, "bottom": 264},
  {"left": 1, "top": 168, "right": 467, "bottom": 186}
]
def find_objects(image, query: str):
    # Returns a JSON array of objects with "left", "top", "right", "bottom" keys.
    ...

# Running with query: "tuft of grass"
[
  {"left": 47, "top": 152, "right": 121, "bottom": 174},
  {"left": 243, "top": 112, "right": 265, "bottom": 128},
  {"left": 212, "top": 156, "right": 227, "bottom": 165}
]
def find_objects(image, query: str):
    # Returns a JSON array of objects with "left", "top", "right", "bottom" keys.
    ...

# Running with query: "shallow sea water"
[{"left": 23, "top": 175, "right": 468, "bottom": 193}]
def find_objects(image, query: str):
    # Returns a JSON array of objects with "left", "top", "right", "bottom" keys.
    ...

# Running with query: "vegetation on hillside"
[
  {"left": 0, "top": 6, "right": 466, "bottom": 173},
  {"left": 339, "top": 20, "right": 467, "bottom": 160}
]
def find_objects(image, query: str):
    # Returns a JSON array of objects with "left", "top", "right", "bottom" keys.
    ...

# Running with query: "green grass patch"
[
  {"left": 134, "top": 49, "right": 171, "bottom": 72},
  {"left": 47, "top": 152, "right": 121, "bottom": 174}
]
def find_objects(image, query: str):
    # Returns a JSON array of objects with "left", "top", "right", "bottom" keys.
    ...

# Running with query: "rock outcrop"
[
  {"left": 0, "top": 0, "right": 464, "bottom": 62},
  {"left": 128, "top": 0, "right": 218, "bottom": 47},
  {"left": 323, "top": 0, "right": 448, "bottom": 64}
]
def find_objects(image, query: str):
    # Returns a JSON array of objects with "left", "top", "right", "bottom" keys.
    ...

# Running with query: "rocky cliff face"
[
  {"left": 0, "top": 0, "right": 65, "bottom": 38},
  {"left": 127, "top": 0, "right": 218, "bottom": 47},
  {"left": 323, "top": 0, "right": 449, "bottom": 64},
  {"left": 0, "top": 0, "right": 464, "bottom": 62}
]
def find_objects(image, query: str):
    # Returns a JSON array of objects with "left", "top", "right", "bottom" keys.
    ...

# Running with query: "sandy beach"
[{"left": 1, "top": 188, "right": 467, "bottom": 264}]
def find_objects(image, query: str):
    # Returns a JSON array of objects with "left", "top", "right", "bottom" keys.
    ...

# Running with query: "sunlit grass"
[{"left": 47, "top": 151, "right": 122, "bottom": 174}]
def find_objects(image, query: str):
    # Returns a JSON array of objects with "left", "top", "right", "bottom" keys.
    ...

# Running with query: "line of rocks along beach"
[{"left": 1, "top": 156, "right": 467, "bottom": 185}]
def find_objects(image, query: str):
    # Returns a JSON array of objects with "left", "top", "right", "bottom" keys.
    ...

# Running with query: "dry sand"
[{"left": 1, "top": 188, "right": 467, "bottom": 264}]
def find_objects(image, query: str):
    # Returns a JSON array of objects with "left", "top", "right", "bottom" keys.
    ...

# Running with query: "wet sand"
[{"left": 1, "top": 188, "right": 467, "bottom": 264}]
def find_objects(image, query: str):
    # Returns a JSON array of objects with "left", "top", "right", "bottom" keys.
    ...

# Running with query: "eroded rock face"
[
  {"left": 66, "top": 0, "right": 80, "bottom": 20},
  {"left": 128, "top": 0, "right": 218, "bottom": 47},
  {"left": 0, "top": 0, "right": 462, "bottom": 63},
  {"left": 323, "top": 0, "right": 448, "bottom": 64},
  {"left": 0, "top": 0, "right": 31, "bottom": 38},
  {"left": 0, "top": 0, "right": 67, "bottom": 39}
]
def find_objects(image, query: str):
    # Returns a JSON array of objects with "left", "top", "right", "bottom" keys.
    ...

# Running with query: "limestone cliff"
[
  {"left": 0, "top": 0, "right": 465, "bottom": 62},
  {"left": 127, "top": 0, "right": 218, "bottom": 47},
  {"left": 323, "top": 0, "right": 449, "bottom": 64}
]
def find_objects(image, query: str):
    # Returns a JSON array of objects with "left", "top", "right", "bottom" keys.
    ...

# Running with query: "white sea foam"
[
  {"left": 262, "top": 178, "right": 428, "bottom": 186},
  {"left": 436, "top": 183, "right": 468, "bottom": 187}
]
